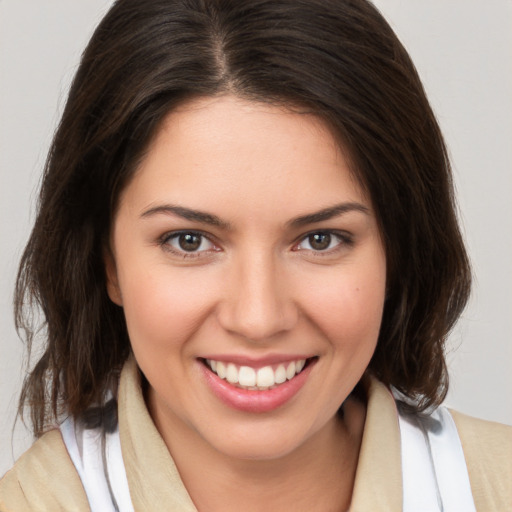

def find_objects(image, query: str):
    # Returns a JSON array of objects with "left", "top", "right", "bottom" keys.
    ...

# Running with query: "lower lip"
[{"left": 200, "top": 359, "right": 316, "bottom": 413}]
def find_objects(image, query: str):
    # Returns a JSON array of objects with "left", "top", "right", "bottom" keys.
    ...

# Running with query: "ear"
[{"left": 104, "top": 247, "right": 123, "bottom": 306}]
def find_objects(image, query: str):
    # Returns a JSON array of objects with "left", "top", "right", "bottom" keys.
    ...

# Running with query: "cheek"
[
  {"left": 301, "top": 262, "right": 386, "bottom": 346},
  {"left": 117, "top": 261, "right": 219, "bottom": 353}
]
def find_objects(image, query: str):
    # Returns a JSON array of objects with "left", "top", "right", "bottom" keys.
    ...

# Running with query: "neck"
[{"left": 151, "top": 397, "right": 366, "bottom": 512}]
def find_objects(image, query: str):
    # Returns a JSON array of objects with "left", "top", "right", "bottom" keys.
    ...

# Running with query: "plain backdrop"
[{"left": 1, "top": 1, "right": 511, "bottom": 475}]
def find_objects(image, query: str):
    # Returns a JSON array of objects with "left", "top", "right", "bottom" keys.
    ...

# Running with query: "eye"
[
  {"left": 294, "top": 231, "right": 352, "bottom": 252},
  {"left": 161, "top": 231, "right": 216, "bottom": 255}
]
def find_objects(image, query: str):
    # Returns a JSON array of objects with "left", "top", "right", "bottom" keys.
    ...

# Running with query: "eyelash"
[
  {"left": 292, "top": 230, "right": 354, "bottom": 256},
  {"left": 158, "top": 229, "right": 354, "bottom": 259},
  {"left": 159, "top": 230, "right": 219, "bottom": 259}
]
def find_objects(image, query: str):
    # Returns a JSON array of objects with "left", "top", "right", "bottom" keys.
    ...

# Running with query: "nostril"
[
  {"left": 215, "top": 267, "right": 298, "bottom": 341},
  {"left": 216, "top": 302, "right": 299, "bottom": 342}
]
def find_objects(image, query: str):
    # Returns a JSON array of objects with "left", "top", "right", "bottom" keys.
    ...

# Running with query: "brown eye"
[
  {"left": 308, "top": 232, "right": 332, "bottom": 250},
  {"left": 294, "top": 231, "right": 352, "bottom": 254},
  {"left": 162, "top": 231, "right": 215, "bottom": 254},
  {"left": 179, "top": 233, "right": 202, "bottom": 251}
]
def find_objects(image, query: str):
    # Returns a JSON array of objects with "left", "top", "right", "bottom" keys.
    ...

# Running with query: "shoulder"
[
  {"left": 450, "top": 409, "right": 512, "bottom": 511},
  {"left": 0, "top": 428, "right": 90, "bottom": 512}
]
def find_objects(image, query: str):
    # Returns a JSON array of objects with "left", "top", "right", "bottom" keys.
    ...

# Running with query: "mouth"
[{"left": 201, "top": 357, "right": 316, "bottom": 391}]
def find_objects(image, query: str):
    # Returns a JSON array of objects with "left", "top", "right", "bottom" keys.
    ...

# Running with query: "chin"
[
  {"left": 215, "top": 438, "right": 299, "bottom": 462},
  {"left": 199, "top": 421, "right": 318, "bottom": 462}
]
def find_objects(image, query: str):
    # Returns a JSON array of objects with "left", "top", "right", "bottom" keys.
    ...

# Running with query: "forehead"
[{"left": 121, "top": 95, "right": 369, "bottom": 220}]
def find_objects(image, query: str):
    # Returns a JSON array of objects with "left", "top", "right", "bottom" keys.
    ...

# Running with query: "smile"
[
  {"left": 200, "top": 356, "right": 317, "bottom": 412},
  {"left": 204, "top": 358, "right": 311, "bottom": 391}
]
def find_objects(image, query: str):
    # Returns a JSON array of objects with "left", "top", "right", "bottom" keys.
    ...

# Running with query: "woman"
[{"left": 1, "top": 0, "right": 510, "bottom": 510}]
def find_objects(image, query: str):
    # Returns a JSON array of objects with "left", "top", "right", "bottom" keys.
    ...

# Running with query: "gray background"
[{"left": 1, "top": 1, "right": 511, "bottom": 475}]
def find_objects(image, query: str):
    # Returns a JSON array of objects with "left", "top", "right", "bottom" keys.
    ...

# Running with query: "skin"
[{"left": 106, "top": 95, "right": 387, "bottom": 511}]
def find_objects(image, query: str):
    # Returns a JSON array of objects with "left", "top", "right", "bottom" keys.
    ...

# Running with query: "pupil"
[
  {"left": 310, "top": 233, "right": 331, "bottom": 250},
  {"left": 179, "top": 233, "right": 201, "bottom": 251}
]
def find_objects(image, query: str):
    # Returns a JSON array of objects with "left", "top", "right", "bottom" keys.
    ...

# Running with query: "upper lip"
[{"left": 199, "top": 354, "right": 316, "bottom": 368}]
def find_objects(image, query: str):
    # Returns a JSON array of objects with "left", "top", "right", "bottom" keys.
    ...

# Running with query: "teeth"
[
  {"left": 205, "top": 358, "right": 308, "bottom": 390},
  {"left": 256, "top": 366, "right": 274, "bottom": 387},
  {"left": 216, "top": 361, "right": 227, "bottom": 379},
  {"left": 274, "top": 365, "right": 287, "bottom": 384},
  {"left": 239, "top": 366, "right": 256, "bottom": 387},
  {"left": 286, "top": 362, "right": 296, "bottom": 380},
  {"left": 226, "top": 363, "right": 238, "bottom": 384}
]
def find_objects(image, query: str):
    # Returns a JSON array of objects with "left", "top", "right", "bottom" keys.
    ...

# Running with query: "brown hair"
[{"left": 16, "top": 0, "right": 471, "bottom": 436}]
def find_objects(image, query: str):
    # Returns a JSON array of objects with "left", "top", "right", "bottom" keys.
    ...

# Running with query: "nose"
[{"left": 217, "top": 251, "right": 298, "bottom": 342}]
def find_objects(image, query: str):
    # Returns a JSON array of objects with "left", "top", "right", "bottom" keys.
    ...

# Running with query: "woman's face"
[{"left": 106, "top": 95, "right": 386, "bottom": 460}]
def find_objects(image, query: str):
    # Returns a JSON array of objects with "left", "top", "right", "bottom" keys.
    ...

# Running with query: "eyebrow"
[
  {"left": 140, "top": 204, "right": 231, "bottom": 229},
  {"left": 287, "top": 202, "right": 370, "bottom": 228},
  {"left": 141, "top": 201, "right": 369, "bottom": 230}
]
